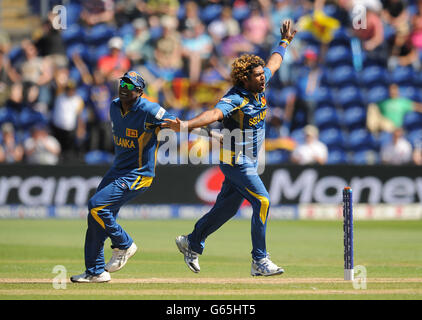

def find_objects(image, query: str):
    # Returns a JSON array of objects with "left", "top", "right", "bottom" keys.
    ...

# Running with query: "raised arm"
[{"left": 266, "top": 20, "right": 297, "bottom": 76}]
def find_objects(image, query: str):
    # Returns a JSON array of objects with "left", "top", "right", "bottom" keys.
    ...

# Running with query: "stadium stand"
[{"left": 0, "top": 0, "right": 421, "bottom": 165}]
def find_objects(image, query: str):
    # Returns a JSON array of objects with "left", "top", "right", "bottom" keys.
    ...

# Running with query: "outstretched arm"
[
  {"left": 161, "top": 108, "right": 224, "bottom": 132},
  {"left": 266, "top": 20, "right": 297, "bottom": 76}
]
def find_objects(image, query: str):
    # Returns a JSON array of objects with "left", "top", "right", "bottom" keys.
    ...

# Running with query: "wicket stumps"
[{"left": 343, "top": 187, "right": 354, "bottom": 281}]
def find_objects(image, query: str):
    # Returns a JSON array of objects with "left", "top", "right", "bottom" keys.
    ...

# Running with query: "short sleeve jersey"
[
  {"left": 215, "top": 67, "right": 272, "bottom": 164},
  {"left": 110, "top": 96, "right": 174, "bottom": 176}
]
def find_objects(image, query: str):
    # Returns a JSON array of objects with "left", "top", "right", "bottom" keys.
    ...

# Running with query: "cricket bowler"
[{"left": 163, "top": 21, "right": 297, "bottom": 276}]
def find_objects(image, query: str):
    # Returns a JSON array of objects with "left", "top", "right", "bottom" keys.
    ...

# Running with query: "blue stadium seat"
[
  {"left": 376, "top": 131, "right": 393, "bottom": 148},
  {"left": 292, "top": 109, "right": 307, "bottom": 128},
  {"left": 390, "top": 66, "right": 415, "bottom": 86},
  {"left": 0, "top": 107, "right": 18, "bottom": 126},
  {"left": 116, "top": 23, "right": 135, "bottom": 39},
  {"left": 61, "top": 24, "right": 84, "bottom": 45},
  {"left": 85, "top": 24, "right": 116, "bottom": 46},
  {"left": 364, "top": 85, "right": 389, "bottom": 104},
  {"left": 200, "top": 4, "right": 223, "bottom": 24},
  {"left": 232, "top": 4, "right": 250, "bottom": 21},
  {"left": 407, "top": 128, "right": 422, "bottom": 147},
  {"left": 399, "top": 86, "right": 418, "bottom": 101},
  {"left": 85, "top": 150, "right": 114, "bottom": 164},
  {"left": 319, "top": 127, "right": 346, "bottom": 149},
  {"left": 361, "top": 65, "right": 389, "bottom": 87},
  {"left": 18, "top": 108, "right": 48, "bottom": 130},
  {"left": 68, "top": 66, "right": 81, "bottom": 85},
  {"left": 266, "top": 150, "right": 290, "bottom": 164},
  {"left": 315, "top": 86, "right": 334, "bottom": 105},
  {"left": 325, "top": 45, "right": 353, "bottom": 67},
  {"left": 403, "top": 111, "right": 422, "bottom": 131},
  {"left": 351, "top": 149, "right": 379, "bottom": 164},
  {"left": 65, "top": 43, "right": 89, "bottom": 62},
  {"left": 290, "top": 128, "right": 305, "bottom": 145},
  {"left": 327, "top": 147, "right": 347, "bottom": 164},
  {"left": 336, "top": 86, "right": 364, "bottom": 107},
  {"left": 296, "top": 31, "right": 320, "bottom": 47},
  {"left": 341, "top": 106, "right": 367, "bottom": 130},
  {"left": 7, "top": 46, "right": 24, "bottom": 65},
  {"left": 328, "top": 65, "right": 358, "bottom": 87},
  {"left": 347, "top": 128, "right": 376, "bottom": 151},
  {"left": 65, "top": 2, "right": 82, "bottom": 26},
  {"left": 88, "top": 44, "right": 110, "bottom": 67},
  {"left": 76, "top": 85, "right": 91, "bottom": 102},
  {"left": 329, "top": 27, "right": 351, "bottom": 47},
  {"left": 314, "top": 106, "right": 340, "bottom": 129}
]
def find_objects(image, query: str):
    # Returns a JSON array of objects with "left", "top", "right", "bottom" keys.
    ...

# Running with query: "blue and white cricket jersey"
[
  {"left": 109, "top": 96, "right": 173, "bottom": 187},
  {"left": 187, "top": 67, "right": 274, "bottom": 261},
  {"left": 84, "top": 96, "right": 174, "bottom": 276},
  {"left": 215, "top": 67, "right": 272, "bottom": 165}
]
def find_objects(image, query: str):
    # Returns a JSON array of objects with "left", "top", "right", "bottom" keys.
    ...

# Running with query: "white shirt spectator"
[
  {"left": 24, "top": 126, "right": 61, "bottom": 165},
  {"left": 291, "top": 125, "right": 328, "bottom": 165},
  {"left": 381, "top": 135, "right": 412, "bottom": 165},
  {"left": 292, "top": 140, "right": 328, "bottom": 165},
  {"left": 52, "top": 91, "right": 84, "bottom": 131}
]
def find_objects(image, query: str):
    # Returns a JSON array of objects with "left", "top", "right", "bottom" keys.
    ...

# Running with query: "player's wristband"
[
  {"left": 272, "top": 44, "right": 287, "bottom": 59},
  {"left": 280, "top": 39, "right": 290, "bottom": 46}
]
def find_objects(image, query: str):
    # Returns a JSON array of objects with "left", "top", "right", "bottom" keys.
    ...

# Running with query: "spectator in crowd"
[
  {"left": 410, "top": 0, "right": 422, "bottom": 51},
  {"left": 181, "top": 21, "right": 213, "bottom": 83},
  {"left": 51, "top": 80, "right": 85, "bottom": 161},
  {"left": 80, "top": 0, "right": 115, "bottom": 26},
  {"left": 0, "top": 47, "right": 20, "bottom": 106},
  {"left": 125, "top": 18, "right": 153, "bottom": 65},
  {"left": 34, "top": 17, "right": 68, "bottom": 69},
  {"left": 382, "top": 0, "right": 410, "bottom": 34},
  {"left": 2, "top": 0, "right": 422, "bottom": 167},
  {"left": 208, "top": 6, "right": 240, "bottom": 41},
  {"left": 180, "top": 1, "right": 202, "bottom": 31},
  {"left": 291, "top": 125, "right": 328, "bottom": 165},
  {"left": 388, "top": 28, "right": 421, "bottom": 70},
  {"left": 145, "top": 0, "right": 180, "bottom": 16},
  {"left": 412, "top": 139, "right": 422, "bottom": 165},
  {"left": 13, "top": 39, "right": 54, "bottom": 106},
  {"left": 367, "top": 83, "right": 422, "bottom": 133},
  {"left": 86, "top": 68, "right": 114, "bottom": 153},
  {"left": 0, "top": 123, "right": 24, "bottom": 163},
  {"left": 98, "top": 37, "right": 131, "bottom": 86},
  {"left": 242, "top": 1, "right": 271, "bottom": 52},
  {"left": 23, "top": 124, "right": 61, "bottom": 165},
  {"left": 352, "top": 2, "right": 387, "bottom": 64},
  {"left": 380, "top": 127, "right": 413, "bottom": 164},
  {"left": 291, "top": 47, "right": 323, "bottom": 125}
]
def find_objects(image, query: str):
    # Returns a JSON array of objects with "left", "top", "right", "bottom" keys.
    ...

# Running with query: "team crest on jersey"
[
  {"left": 261, "top": 97, "right": 267, "bottom": 107},
  {"left": 126, "top": 128, "right": 138, "bottom": 138}
]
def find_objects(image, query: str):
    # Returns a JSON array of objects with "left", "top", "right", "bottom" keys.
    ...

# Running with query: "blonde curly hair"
[{"left": 230, "top": 54, "right": 265, "bottom": 87}]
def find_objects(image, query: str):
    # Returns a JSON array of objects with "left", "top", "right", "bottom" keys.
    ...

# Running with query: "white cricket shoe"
[
  {"left": 175, "top": 235, "right": 200, "bottom": 273},
  {"left": 70, "top": 271, "right": 111, "bottom": 283},
  {"left": 105, "top": 242, "right": 138, "bottom": 273},
  {"left": 251, "top": 255, "right": 284, "bottom": 276}
]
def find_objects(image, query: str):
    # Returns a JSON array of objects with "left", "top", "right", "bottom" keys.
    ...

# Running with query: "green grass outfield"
[{"left": 0, "top": 219, "right": 421, "bottom": 300}]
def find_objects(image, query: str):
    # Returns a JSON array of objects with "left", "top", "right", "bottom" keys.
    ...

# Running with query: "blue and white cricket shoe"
[
  {"left": 251, "top": 255, "right": 284, "bottom": 276},
  {"left": 105, "top": 242, "right": 138, "bottom": 273},
  {"left": 70, "top": 271, "right": 111, "bottom": 283},
  {"left": 175, "top": 235, "right": 200, "bottom": 273}
]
